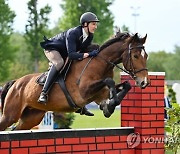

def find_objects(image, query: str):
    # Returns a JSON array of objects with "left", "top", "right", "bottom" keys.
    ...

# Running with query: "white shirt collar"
[{"left": 82, "top": 28, "right": 88, "bottom": 42}]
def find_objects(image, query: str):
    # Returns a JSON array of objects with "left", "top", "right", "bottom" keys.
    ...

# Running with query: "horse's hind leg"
[
  {"left": 0, "top": 114, "right": 19, "bottom": 131},
  {"left": 14, "top": 108, "right": 45, "bottom": 130},
  {"left": 0, "top": 99, "right": 22, "bottom": 131}
]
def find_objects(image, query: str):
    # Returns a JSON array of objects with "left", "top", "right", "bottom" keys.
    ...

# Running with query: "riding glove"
[{"left": 88, "top": 49, "right": 99, "bottom": 57}]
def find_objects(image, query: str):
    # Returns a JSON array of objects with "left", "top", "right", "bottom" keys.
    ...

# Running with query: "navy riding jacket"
[{"left": 40, "top": 26, "right": 93, "bottom": 60}]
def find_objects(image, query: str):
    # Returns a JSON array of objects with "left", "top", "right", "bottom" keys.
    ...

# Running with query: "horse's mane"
[
  {"left": 83, "top": 32, "right": 130, "bottom": 53},
  {"left": 99, "top": 32, "right": 130, "bottom": 51}
]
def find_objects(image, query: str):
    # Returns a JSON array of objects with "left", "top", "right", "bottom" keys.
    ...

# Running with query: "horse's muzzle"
[{"left": 135, "top": 77, "right": 150, "bottom": 89}]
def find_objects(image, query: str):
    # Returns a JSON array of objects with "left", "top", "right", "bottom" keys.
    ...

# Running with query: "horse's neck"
[
  {"left": 99, "top": 42, "right": 124, "bottom": 63},
  {"left": 69, "top": 55, "right": 113, "bottom": 80}
]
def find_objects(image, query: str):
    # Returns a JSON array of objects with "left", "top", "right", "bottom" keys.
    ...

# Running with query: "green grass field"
[{"left": 71, "top": 109, "right": 120, "bottom": 129}]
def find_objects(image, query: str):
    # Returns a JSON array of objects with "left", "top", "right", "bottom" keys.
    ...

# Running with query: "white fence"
[{"left": 38, "top": 111, "right": 54, "bottom": 129}]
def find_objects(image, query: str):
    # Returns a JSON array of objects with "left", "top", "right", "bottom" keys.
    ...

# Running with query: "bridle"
[
  {"left": 76, "top": 41, "right": 148, "bottom": 85},
  {"left": 97, "top": 43, "right": 148, "bottom": 79},
  {"left": 123, "top": 43, "right": 148, "bottom": 79}
]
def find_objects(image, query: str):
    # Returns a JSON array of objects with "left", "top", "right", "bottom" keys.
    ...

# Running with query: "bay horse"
[{"left": 0, "top": 33, "right": 149, "bottom": 131}]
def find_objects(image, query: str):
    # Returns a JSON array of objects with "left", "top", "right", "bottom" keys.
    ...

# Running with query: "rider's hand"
[
  {"left": 83, "top": 53, "right": 89, "bottom": 59},
  {"left": 88, "top": 49, "right": 99, "bottom": 57}
]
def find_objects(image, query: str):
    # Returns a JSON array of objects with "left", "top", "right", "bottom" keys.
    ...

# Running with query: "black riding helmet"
[{"left": 80, "top": 12, "right": 99, "bottom": 26}]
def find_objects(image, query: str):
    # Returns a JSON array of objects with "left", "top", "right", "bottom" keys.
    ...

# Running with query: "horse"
[{"left": 0, "top": 33, "right": 149, "bottom": 131}]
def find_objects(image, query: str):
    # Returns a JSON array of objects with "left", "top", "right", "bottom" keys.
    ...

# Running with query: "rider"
[{"left": 38, "top": 12, "right": 99, "bottom": 116}]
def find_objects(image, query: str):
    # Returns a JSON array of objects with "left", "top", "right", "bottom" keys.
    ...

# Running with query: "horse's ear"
[
  {"left": 128, "top": 33, "right": 138, "bottom": 43},
  {"left": 141, "top": 34, "right": 147, "bottom": 44},
  {"left": 134, "top": 33, "right": 138, "bottom": 37},
  {"left": 114, "top": 26, "right": 121, "bottom": 37},
  {"left": 115, "top": 26, "right": 121, "bottom": 34},
  {"left": 125, "top": 33, "right": 139, "bottom": 45}
]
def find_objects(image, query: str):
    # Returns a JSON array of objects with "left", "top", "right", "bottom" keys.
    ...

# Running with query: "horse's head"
[
  {"left": 98, "top": 32, "right": 149, "bottom": 89},
  {"left": 122, "top": 33, "right": 150, "bottom": 89}
]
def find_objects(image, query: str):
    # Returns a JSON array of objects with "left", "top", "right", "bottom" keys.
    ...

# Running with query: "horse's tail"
[{"left": 1, "top": 80, "right": 16, "bottom": 112}]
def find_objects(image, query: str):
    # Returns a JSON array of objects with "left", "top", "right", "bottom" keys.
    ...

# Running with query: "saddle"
[{"left": 36, "top": 60, "right": 79, "bottom": 109}]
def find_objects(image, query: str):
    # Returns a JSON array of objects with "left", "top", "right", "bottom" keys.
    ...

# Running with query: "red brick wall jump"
[
  {"left": 121, "top": 72, "right": 165, "bottom": 154},
  {"left": 0, "top": 128, "right": 134, "bottom": 154}
]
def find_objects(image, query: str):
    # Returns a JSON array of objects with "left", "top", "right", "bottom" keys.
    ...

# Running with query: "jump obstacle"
[{"left": 0, "top": 72, "right": 165, "bottom": 154}]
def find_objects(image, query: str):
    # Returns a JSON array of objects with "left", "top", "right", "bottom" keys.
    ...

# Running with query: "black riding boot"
[{"left": 38, "top": 65, "right": 58, "bottom": 104}]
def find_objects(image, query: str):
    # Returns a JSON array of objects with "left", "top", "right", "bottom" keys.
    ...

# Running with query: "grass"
[
  {"left": 71, "top": 109, "right": 120, "bottom": 129},
  {"left": 166, "top": 150, "right": 180, "bottom": 154}
]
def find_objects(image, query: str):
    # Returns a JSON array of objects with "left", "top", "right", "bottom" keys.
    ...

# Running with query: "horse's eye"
[{"left": 134, "top": 55, "right": 138, "bottom": 59}]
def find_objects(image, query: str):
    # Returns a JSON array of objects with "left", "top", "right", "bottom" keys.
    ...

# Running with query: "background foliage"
[
  {"left": 165, "top": 88, "right": 180, "bottom": 154},
  {"left": 0, "top": 0, "right": 15, "bottom": 81},
  {"left": 25, "top": 0, "right": 52, "bottom": 72},
  {"left": 147, "top": 48, "right": 180, "bottom": 80},
  {"left": 59, "top": 0, "right": 114, "bottom": 44},
  {"left": 1, "top": 0, "right": 180, "bottom": 84}
]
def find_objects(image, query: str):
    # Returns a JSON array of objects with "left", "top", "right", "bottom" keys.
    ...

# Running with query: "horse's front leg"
[
  {"left": 79, "top": 79, "right": 106, "bottom": 99},
  {"left": 103, "top": 78, "right": 119, "bottom": 104},
  {"left": 100, "top": 81, "right": 132, "bottom": 118},
  {"left": 99, "top": 78, "right": 119, "bottom": 111},
  {"left": 80, "top": 77, "right": 118, "bottom": 100},
  {"left": 116, "top": 81, "right": 132, "bottom": 102},
  {"left": 79, "top": 78, "right": 126, "bottom": 117},
  {"left": 80, "top": 77, "right": 119, "bottom": 117}
]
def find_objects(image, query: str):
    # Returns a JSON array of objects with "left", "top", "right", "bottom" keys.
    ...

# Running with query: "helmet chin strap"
[{"left": 83, "top": 22, "right": 91, "bottom": 35}]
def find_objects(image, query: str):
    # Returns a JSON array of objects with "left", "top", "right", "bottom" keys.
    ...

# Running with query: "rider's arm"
[{"left": 66, "top": 31, "right": 89, "bottom": 60}]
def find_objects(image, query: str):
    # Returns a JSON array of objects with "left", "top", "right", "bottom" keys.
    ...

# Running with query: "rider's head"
[{"left": 80, "top": 12, "right": 99, "bottom": 34}]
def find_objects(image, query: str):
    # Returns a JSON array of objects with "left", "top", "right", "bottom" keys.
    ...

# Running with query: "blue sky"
[{"left": 9, "top": 0, "right": 180, "bottom": 53}]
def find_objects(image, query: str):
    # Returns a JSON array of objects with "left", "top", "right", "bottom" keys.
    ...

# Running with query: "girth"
[
  {"left": 58, "top": 74, "right": 79, "bottom": 109},
  {"left": 36, "top": 73, "right": 79, "bottom": 109}
]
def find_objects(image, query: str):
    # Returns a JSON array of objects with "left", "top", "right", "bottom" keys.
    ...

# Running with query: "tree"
[
  {"left": 53, "top": 112, "right": 75, "bottom": 129},
  {"left": 25, "top": 0, "right": 51, "bottom": 72},
  {"left": 147, "top": 51, "right": 172, "bottom": 73},
  {"left": 59, "top": 0, "right": 114, "bottom": 44},
  {"left": 164, "top": 45, "right": 180, "bottom": 80},
  {"left": 0, "top": 0, "right": 15, "bottom": 82},
  {"left": 147, "top": 47, "right": 180, "bottom": 80},
  {"left": 8, "top": 32, "right": 32, "bottom": 80}
]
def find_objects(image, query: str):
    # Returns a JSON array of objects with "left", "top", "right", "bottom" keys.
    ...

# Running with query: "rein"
[
  {"left": 76, "top": 42, "right": 148, "bottom": 85},
  {"left": 76, "top": 57, "right": 94, "bottom": 85},
  {"left": 96, "top": 55, "right": 130, "bottom": 74}
]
